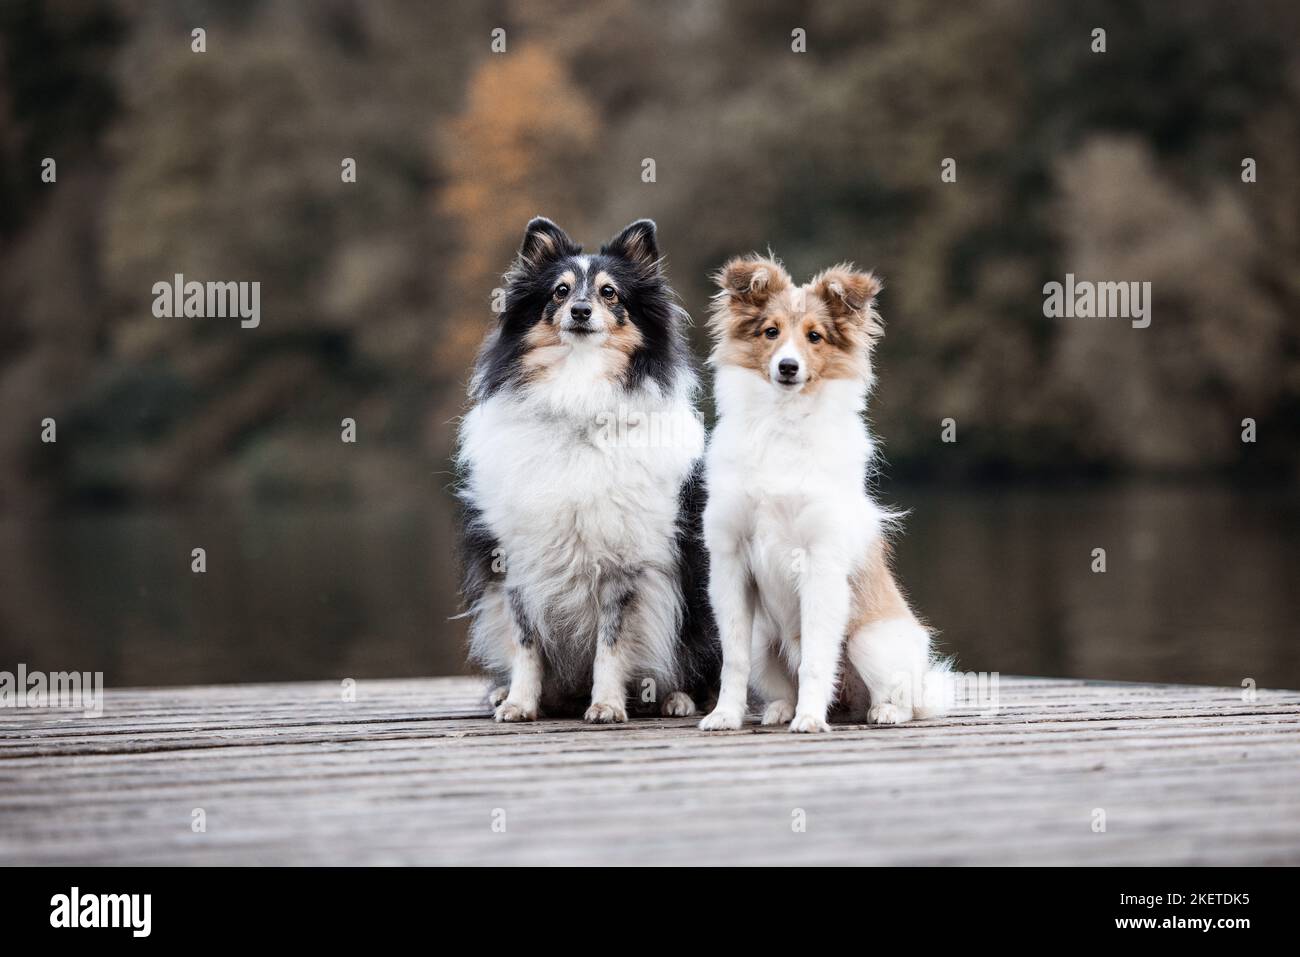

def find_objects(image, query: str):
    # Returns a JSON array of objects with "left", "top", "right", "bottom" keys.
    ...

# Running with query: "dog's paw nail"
[
  {"left": 788, "top": 713, "right": 831, "bottom": 733},
  {"left": 584, "top": 702, "right": 628, "bottom": 724},
  {"left": 761, "top": 700, "right": 795, "bottom": 726},
  {"left": 868, "top": 703, "right": 911, "bottom": 725},
  {"left": 698, "top": 709, "right": 743, "bottom": 731},
  {"left": 661, "top": 691, "right": 697, "bottom": 717},
  {"left": 494, "top": 702, "right": 537, "bottom": 722}
]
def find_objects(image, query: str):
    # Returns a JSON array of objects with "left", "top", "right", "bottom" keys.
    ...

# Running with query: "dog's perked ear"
[
  {"left": 714, "top": 254, "right": 791, "bottom": 308},
  {"left": 601, "top": 219, "right": 660, "bottom": 272},
  {"left": 809, "top": 265, "right": 884, "bottom": 341},
  {"left": 518, "top": 216, "right": 580, "bottom": 266}
]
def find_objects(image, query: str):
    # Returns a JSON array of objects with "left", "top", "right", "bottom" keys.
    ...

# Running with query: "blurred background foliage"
[
  {"left": 2, "top": 0, "right": 1299, "bottom": 688},
  {"left": 2, "top": 0, "right": 1298, "bottom": 512}
]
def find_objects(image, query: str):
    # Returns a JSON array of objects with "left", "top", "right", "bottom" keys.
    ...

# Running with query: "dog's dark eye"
[
  {"left": 600, "top": 285, "right": 617, "bottom": 301},
  {"left": 763, "top": 327, "right": 780, "bottom": 339},
  {"left": 807, "top": 331, "right": 823, "bottom": 344},
  {"left": 554, "top": 283, "right": 570, "bottom": 301}
]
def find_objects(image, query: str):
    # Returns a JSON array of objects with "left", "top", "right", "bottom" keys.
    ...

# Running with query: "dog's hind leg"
[
  {"left": 467, "top": 586, "right": 521, "bottom": 714},
  {"left": 751, "top": 615, "right": 796, "bottom": 726},
  {"left": 844, "top": 538, "right": 944, "bottom": 724},
  {"left": 846, "top": 617, "right": 932, "bottom": 724},
  {"left": 660, "top": 690, "right": 697, "bottom": 717}
]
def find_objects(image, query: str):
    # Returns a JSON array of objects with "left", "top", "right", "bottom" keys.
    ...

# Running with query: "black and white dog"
[{"left": 456, "top": 217, "right": 718, "bottom": 722}]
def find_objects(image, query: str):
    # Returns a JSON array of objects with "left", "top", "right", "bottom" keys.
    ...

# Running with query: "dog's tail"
[
  {"left": 912, "top": 653, "right": 956, "bottom": 719},
  {"left": 846, "top": 618, "right": 955, "bottom": 720}
]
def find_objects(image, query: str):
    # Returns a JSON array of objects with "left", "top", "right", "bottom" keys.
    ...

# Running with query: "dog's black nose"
[
  {"left": 778, "top": 358, "right": 799, "bottom": 378},
  {"left": 570, "top": 302, "right": 593, "bottom": 322}
]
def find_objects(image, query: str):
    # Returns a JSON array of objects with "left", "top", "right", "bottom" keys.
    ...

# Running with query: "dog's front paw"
[
  {"left": 494, "top": 701, "right": 537, "bottom": 722},
  {"left": 698, "top": 708, "right": 744, "bottom": 731},
  {"left": 868, "top": 703, "right": 912, "bottom": 725},
  {"left": 487, "top": 686, "right": 509, "bottom": 708},
  {"left": 789, "top": 712, "right": 831, "bottom": 734},
  {"left": 761, "top": 699, "right": 795, "bottom": 726},
  {"left": 661, "top": 691, "right": 697, "bottom": 717},
  {"left": 584, "top": 701, "right": 628, "bottom": 724}
]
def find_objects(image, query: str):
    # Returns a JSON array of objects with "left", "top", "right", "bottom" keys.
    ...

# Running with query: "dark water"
[{"left": 2, "top": 484, "right": 1297, "bottom": 689}]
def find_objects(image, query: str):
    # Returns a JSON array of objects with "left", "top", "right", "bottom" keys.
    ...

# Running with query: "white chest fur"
[
  {"left": 704, "top": 367, "right": 884, "bottom": 628},
  {"left": 460, "top": 381, "right": 705, "bottom": 616}
]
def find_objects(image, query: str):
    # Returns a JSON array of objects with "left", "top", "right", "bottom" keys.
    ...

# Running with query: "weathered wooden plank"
[
  {"left": 1, "top": 676, "right": 1298, "bottom": 865},
  {"left": 0, "top": 674, "right": 1280, "bottom": 717},
  {"left": 5, "top": 717, "right": 1300, "bottom": 787},
  {"left": 5, "top": 681, "right": 1294, "bottom": 734}
]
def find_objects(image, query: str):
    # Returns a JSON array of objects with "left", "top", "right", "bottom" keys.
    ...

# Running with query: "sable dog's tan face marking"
[
  {"left": 709, "top": 255, "right": 883, "bottom": 393},
  {"left": 486, "top": 217, "right": 673, "bottom": 394},
  {"left": 520, "top": 267, "right": 644, "bottom": 383}
]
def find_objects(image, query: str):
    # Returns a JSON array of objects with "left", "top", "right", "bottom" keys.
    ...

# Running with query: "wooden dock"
[{"left": 2, "top": 676, "right": 1299, "bottom": 865}]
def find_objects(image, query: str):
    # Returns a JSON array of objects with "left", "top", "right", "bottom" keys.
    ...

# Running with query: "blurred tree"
[
  {"left": 2, "top": 0, "right": 1299, "bottom": 508},
  {"left": 0, "top": 0, "right": 123, "bottom": 510},
  {"left": 437, "top": 41, "right": 599, "bottom": 391}
]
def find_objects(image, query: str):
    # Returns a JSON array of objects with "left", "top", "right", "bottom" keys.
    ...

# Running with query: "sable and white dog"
[
  {"left": 698, "top": 255, "right": 949, "bottom": 733},
  {"left": 456, "top": 217, "right": 719, "bottom": 723}
]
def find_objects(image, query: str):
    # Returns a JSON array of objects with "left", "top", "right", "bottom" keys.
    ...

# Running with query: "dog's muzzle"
[
  {"left": 562, "top": 301, "right": 598, "bottom": 336},
  {"left": 773, "top": 355, "right": 804, "bottom": 387}
]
